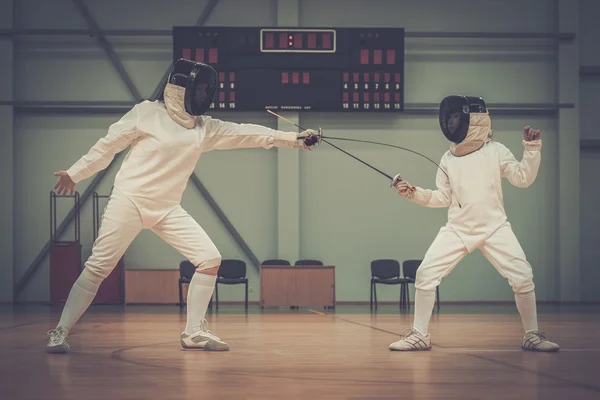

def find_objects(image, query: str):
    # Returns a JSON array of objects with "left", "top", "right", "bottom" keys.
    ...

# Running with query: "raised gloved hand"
[
  {"left": 297, "top": 128, "right": 322, "bottom": 150},
  {"left": 391, "top": 174, "right": 416, "bottom": 198},
  {"left": 523, "top": 126, "right": 541, "bottom": 141}
]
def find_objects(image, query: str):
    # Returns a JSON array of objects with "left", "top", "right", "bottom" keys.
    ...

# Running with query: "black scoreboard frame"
[{"left": 172, "top": 26, "right": 405, "bottom": 113}]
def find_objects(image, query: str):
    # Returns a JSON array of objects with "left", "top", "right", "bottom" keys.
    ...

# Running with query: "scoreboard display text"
[{"left": 173, "top": 26, "right": 405, "bottom": 112}]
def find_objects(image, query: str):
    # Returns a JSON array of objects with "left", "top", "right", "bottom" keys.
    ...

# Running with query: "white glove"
[
  {"left": 391, "top": 174, "right": 416, "bottom": 198},
  {"left": 296, "top": 128, "right": 322, "bottom": 150}
]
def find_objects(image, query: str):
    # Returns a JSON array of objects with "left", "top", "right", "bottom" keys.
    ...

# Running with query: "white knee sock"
[
  {"left": 413, "top": 289, "right": 436, "bottom": 336},
  {"left": 57, "top": 274, "right": 100, "bottom": 334},
  {"left": 515, "top": 290, "right": 539, "bottom": 333},
  {"left": 184, "top": 272, "right": 217, "bottom": 335}
]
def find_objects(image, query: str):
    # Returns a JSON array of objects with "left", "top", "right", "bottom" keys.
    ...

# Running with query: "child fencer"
[
  {"left": 389, "top": 95, "right": 559, "bottom": 352},
  {"left": 47, "top": 59, "right": 321, "bottom": 353}
]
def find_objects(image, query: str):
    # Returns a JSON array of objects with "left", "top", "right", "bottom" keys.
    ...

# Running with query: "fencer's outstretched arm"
[
  {"left": 200, "top": 117, "right": 314, "bottom": 151},
  {"left": 66, "top": 106, "right": 140, "bottom": 183},
  {"left": 394, "top": 156, "right": 452, "bottom": 208},
  {"left": 498, "top": 128, "right": 542, "bottom": 188}
]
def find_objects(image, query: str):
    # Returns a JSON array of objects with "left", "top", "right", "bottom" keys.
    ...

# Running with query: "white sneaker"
[
  {"left": 180, "top": 320, "right": 230, "bottom": 351},
  {"left": 47, "top": 327, "right": 70, "bottom": 354},
  {"left": 522, "top": 330, "right": 560, "bottom": 352},
  {"left": 389, "top": 328, "right": 432, "bottom": 351}
]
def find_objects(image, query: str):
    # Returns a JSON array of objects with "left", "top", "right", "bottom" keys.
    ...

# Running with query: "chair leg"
[
  {"left": 436, "top": 286, "right": 440, "bottom": 311},
  {"left": 178, "top": 281, "right": 183, "bottom": 308},
  {"left": 374, "top": 283, "right": 378, "bottom": 310},
  {"left": 406, "top": 285, "right": 411, "bottom": 311},
  {"left": 400, "top": 283, "right": 403, "bottom": 309},
  {"left": 400, "top": 283, "right": 405, "bottom": 309},
  {"left": 370, "top": 281, "right": 373, "bottom": 310},
  {"left": 215, "top": 283, "right": 219, "bottom": 311},
  {"left": 399, "top": 284, "right": 402, "bottom": 309},
  {"left": 245, "top": 282, "right": 248, "bottom": 311}
]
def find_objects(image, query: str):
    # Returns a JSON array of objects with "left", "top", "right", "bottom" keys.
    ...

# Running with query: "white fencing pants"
[
  {"left": 415, "top": 223, "right": 535, "bottom": 294},
  {"left": 82, "top": 188, "right": 221, "bottom": 284}
]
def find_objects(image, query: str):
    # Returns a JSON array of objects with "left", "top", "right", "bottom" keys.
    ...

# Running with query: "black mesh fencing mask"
[
  {"left": 439, "top": 96, "right": 487, "bottom": 144},
  {"left": 166, "top": 58, "right": 218, "bottom": 116}
]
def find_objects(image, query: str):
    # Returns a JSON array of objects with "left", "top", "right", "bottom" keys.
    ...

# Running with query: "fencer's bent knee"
[
  {"left": 505, "top": 259, "right": 535, "bottom": 294},
  {"left": 414, "top": 267, "right": 438, "bottom": 292},
  {"left": 511, "top": 277, "right": 535, "bottom": 294},
  {"left": 195, "top": 257, "right": 222, "bottom": 272}
]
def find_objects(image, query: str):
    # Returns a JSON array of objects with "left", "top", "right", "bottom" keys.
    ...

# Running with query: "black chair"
[
  {"left": 295, "top": 259, "right": 323, "bottom": 266},
  {"left": 262, "top": 259, "right": 291, "bottom": 265},
  {"left": 370, "top": 259, "right": 408, "bottom": 310},
  {"left": 178, "top": 260, "right": 196, "bottom": 308},
  {"left": 215, "top": 259, "right": 248, "bottom": 310},
  {"left": 402, "top": 259, "right": 440, "bottom": 311}
]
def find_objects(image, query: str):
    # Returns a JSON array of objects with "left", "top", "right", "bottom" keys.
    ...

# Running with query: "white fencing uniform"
[
  {"left": 408, "top": 139, "right": 541, "bottom": 294},
  {"left": 389, "top": 99, "right": 558, "bottom": 352},
  {"left": 46, "top": 60, "right": 320, "bottom": 354},
  {"left": 67, "top": 100, "right": 302, "bottom": 283}
]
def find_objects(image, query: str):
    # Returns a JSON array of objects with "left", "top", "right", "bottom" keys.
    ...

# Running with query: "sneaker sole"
[
  {"left": 389, "top": 346, "right": 432, "bottom": 352},
  {"left": 47, "top": 345, "right": 69, "bottom": 354},
  {"left": 180, "top": 339, "right": 230, "bottom": 351},
  {"left": 522, "top": 346, "right": 560, "bottom": 352},
  {"left": 181, "top": 346, "right": 230, "bottom": 351}
]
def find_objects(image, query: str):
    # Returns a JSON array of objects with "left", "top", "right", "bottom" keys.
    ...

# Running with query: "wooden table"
[
  {"left": 260, "top": 265, "right": 335, "bottom": 308},
  {"left": 125, "top": 269, "right": 180, "bottom": 304}
]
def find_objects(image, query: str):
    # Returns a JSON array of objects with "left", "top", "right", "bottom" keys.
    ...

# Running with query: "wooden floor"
[{"left": 1, "top": 304, "right": 600, "bottom": 400}]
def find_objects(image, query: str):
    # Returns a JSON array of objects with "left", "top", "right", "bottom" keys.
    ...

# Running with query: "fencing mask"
[
  {"left": 439, "top": 95, "right": 492, "bottom": 156},
  {"left": 161, "top": 58, "right": 218, "bottom": 128}
]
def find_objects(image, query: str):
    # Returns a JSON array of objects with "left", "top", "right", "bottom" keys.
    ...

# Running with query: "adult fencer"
[{"left": 47, "top": 59, "right": 321, "bottom": 353}]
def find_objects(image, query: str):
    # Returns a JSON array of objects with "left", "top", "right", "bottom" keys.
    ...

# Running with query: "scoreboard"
[{"left": 172, "top": 27, "right": 405, "bottom": 112}]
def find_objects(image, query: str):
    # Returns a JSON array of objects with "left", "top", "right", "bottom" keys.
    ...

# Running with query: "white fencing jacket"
[
  {"left": 409, "top": 139, "right": 542, "bottom": 251},
  {"left": 67, "top": 100, "right": 300, "bottom": 226}
]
